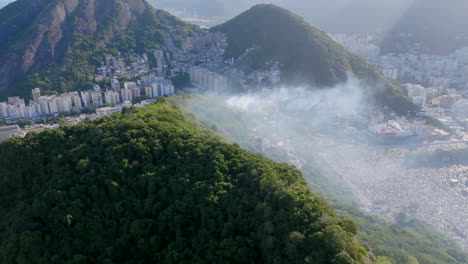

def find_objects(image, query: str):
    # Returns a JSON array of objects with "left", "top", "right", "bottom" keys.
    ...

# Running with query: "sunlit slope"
[
  {"left": 212, "top": 4, "right": 417, "bottom": 115},
  {"left": 0, "top": 98, "right": 370, "bottom": 263}
]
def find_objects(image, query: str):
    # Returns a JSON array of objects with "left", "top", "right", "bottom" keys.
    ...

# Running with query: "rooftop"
[{"left": 0, "top": 125, "right": 19, "bottom": 132}]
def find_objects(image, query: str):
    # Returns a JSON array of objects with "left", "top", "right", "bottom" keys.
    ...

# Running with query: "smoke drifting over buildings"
[
  {"left": 183, "top": 80, "right": 468, "bottom": 250},
  {"left": 226, "top": 79, "right": 365, "bottom": 127}
]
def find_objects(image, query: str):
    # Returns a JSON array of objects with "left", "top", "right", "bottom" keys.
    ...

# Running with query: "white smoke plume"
[{"left": 183, "top": 78, "right": 468, "bottom": 250}]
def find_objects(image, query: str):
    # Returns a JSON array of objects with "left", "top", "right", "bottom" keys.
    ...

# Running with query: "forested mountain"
[
  {"left": 0, "top": 0, "right": 198, "bottom": 98},
  {"left": 212, "top": 4, "right": 416, "bottom": 114},
  {"left": 0, "top": 98, "right": 371, "bottom": 263}
]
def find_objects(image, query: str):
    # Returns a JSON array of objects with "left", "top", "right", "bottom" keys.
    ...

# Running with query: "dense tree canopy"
[{"left": 0, "top": 98, "right": 369, "bottom": 263}]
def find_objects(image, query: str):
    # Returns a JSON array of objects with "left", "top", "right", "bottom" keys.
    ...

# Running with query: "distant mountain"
[
  {"left": 212, "top": 4, "right": 416, "bottom": 114},
  {"left": 0, "top": 98, "right": 370, "bottom": 263},
  {"left": 0, "top": 0, "right": 198, "bottom": 98},
  {"left": 381, "top": 0, "right": 468, "bottom": 55}
]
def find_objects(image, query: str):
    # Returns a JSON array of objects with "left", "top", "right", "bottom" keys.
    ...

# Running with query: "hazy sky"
[
  {"left": 149, "top": 0, "right": 416, "bottom": 33},
  {"left": 275, "top": 0, "right": 415, "bottom": 33},
  {"left": 0, "top": 0, "right": 13, "bottom": 8},
  {"left": 0, "top": 0, "right": 414, "bottom": 32},
  {"left": 2, "top": 0, "right": 462, "bottom": 38}
]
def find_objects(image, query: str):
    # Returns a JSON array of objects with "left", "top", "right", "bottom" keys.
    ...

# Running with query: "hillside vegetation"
[
  {"left": 0, "top": 98, "right": 370, "bottom": 263},
  {"left": 212, "top": 4, "right": 416, "bottom": 115}
]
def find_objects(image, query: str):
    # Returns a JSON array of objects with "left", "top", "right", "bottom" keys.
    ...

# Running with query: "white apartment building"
[
  {"left": 151, "top": 83, "right": 160, "bottom": 97},
  {"left": 380, "top": 66, "right": 399, "bottom": 80},
  {"left": 57, "top": 94, "right": 73, "bottom": 113},
  {"left": 111, "top": 79, "right": 120, "bottom": 91},
  {"left": 412, "top": 96, "right": 427, "bottom": 108},
  {"left": 6, "top": 97, "right": 26, "bottom": 119},
  {"left": 69, "top": 92, "right": 82, "bottom": 109},
  {"left": 93, "top": 85, "right": 101, "bottom": 93},
  {"left": 81, "top": 91, "right": 91, "bottom": 107},
  {"left": 121, "top": 88, "right": 133, "bottom": 102},
  {"left": 145, "top": 86, "right": 153, "bottom": 98},
  {"left": 24, "top": 105, "right": 36, "bottom": 119},
  {"left": 213, "top": 74, "right": 228, "bottom": 92},
  {"left": 38, "top": 97, "right": 50, "bottom": 115},
  {"left": 91, "top": 92, "right": 103, "bottom": 108},
  {"left": 105, "top": 91, "right": 120, "bottom": 105},
  {"left": 48, "top": 97, "right": 59, "bottom": 114},
  {"left": 8, "top": 105, "right": 25, "bottom": 119},
  {"left": 124, "top": 82, "right": 138, "bottom": 89},
  {"left": 405, "top": 84, "right": 426, "bottom": 97},
  {"left": 32, "top": 88, "right": 41, "bottom": 102},
  {"left": 0, "top": 102, "right": 8, "bottom": 118},
  {"left": 130, "top": 87, "right": 141, "bottom": 99}
]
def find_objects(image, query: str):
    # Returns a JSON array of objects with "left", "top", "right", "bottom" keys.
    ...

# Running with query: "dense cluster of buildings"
[
  {"left": 332, "top": 33, "right": 468, "bottom": 141},
  {"left": 325, "top": 33, "right": 468, "bottom": 248},
  {"left": 182, "top": 32, "right": 283, "bottom": 92},
  {"left": 189, "top": 66, "right": 228, "bottom": 92},
  {"left": 0, "top": 75, "right": 175, "bottom": 124},
  {"left": 315, "top": 138, "right": 468, "bottom": 250},
  {"left": 329, "top": 33, "right": 401, "bottom": 80},
  {"left": 329, "top": 33, "right": 381, "bottom": 62},
  {"left": 330, "top": 33, "right": 468, "bottom": 86},
  {"left": 165, "top": 31, "right": 281, "bottom": 92},
  {"left": 0, "top": 30, "right": 234, "bottom": 126},
  {"left": 94, "top": 53, "right": 153, "bottom": 81},
  {"left": 402, "top": 83, "right": 468, "bottom": 113},
  {"left": 399, "top": 83, "right": 468, "bottom": 138}
]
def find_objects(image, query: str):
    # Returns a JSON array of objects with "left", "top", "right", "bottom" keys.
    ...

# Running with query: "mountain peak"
[{"left": 234, "top": 3, "right": 308, "bottom": 28}]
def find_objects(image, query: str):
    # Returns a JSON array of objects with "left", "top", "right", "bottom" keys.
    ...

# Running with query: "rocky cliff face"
[{"left": 0, "top": 0, "right": 194, "bottom": 97}]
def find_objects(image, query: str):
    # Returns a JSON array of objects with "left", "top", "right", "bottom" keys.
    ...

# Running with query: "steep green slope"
[
  {"left": 0, "top": 98, "right": 370, "bottom": 263},
  {"left": 0, "top": 0, "right": 198, "bottom": 99},
  {"left": 212, "top": 4, "right": 416, "bottom": 115},
  {"left": 336, "top": 204, "right": 468, "bottom": 264}
]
